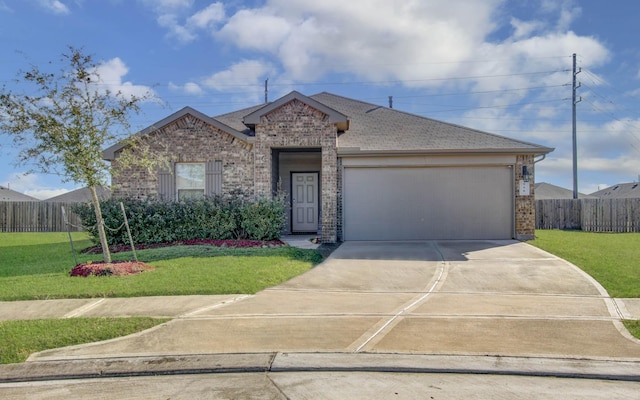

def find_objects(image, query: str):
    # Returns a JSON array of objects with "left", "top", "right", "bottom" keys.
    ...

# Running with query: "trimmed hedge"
[{"left": 72, "top": 194, "right": 287, "bottom": 246}]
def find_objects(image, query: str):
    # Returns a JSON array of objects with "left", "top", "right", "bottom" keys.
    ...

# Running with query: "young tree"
[{"left": 0, "top": 47, "right": 154, "bottom": 263}]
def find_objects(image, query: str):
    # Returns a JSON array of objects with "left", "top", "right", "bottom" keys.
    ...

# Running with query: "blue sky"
[{"left": 1, "top": 0, "right": 640, "bottom": 199}]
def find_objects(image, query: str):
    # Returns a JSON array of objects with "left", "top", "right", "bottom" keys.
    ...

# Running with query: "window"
[
  {"left": 158, "top": 160, "right": 221, "bottom": 201},
  {"left": 176, "top": 163, "right": 205, "bottom": 200}
]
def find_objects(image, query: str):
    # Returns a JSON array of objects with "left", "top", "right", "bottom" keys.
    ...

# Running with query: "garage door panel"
[{"left": 343, "top": 166, "right": 513, "bottom": 240}]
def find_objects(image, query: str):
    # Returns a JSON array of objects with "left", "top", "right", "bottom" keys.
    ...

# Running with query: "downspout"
[{"left": 534, "top": 154, "right": 546, "bottom": 164}]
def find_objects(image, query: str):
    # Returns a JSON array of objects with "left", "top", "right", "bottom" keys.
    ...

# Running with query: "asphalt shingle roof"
[
  {"left": 113, "top": 91, "right": 552, "bottom": 157},
  {"left": 590, "top": 182, "right": 640, "bottom": 199},
  {"left": 308, "top": 92, "right": 552, "bottom": 154},
  {"left": 0, "top": 186, "right": 39, "bottom": 202},
  {"left": 534, "top": 182, "right": 592, "bottom": 199},
  {"left": 214, "top": 104, "right": 265, "bottom": 136},
  {"left": 44, "top": 186, "right": 111, "bottom": 202}
]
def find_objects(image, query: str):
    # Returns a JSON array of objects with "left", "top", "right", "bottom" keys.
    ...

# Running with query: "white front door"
[{"left": 292, "top": 172, "right": 318, "bottom": 232}]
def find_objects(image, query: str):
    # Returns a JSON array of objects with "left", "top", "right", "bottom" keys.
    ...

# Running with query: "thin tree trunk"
[{"left": 90, "top": 185, "right": 111, "bottom": 263}]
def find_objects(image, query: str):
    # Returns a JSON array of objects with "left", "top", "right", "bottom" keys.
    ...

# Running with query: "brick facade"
[
  {"left": 515, "top": 154, "right": 536, "bottom": 240},
  {"left": 253, "top": 99, "right": 338, "bottom": 243},
  {"left": 111, "top": 114, "right": 254, "bottom": 199}
]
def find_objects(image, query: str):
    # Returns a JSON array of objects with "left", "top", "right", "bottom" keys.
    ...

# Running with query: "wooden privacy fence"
[
  {"left": 0, "top": 202, "right": 84, "bottom": 232},
  {"left": 536, "top": 198, "right": 640, "bottom": 232}
]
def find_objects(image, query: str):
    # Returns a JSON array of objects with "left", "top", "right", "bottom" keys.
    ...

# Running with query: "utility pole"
[
  {"left": 264, "top": 78, "right": 268, "bottom": 103},
  {"left": 572, "top": 53, "right": 582, "bottom": 199}
]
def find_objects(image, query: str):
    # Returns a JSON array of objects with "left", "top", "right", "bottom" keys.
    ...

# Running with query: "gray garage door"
[{"left": 343, "top": 166, "right": 513, "bottom": 240}]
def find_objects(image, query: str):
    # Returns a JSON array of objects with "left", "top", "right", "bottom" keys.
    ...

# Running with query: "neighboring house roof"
[
  {"left": 103, "top": 91, "right": 553, "bottom": 160},
  {"left": 0, "top": 186, "right": 39, "bottom": 201},
  {"left": 309, "top": 92, "right": 553, "bottom": 155},
  {"left": 44, "top": 186, "right": 111, "bottom": 202},
  {"left": 534, "top": 182, "right": 592, "bottom": 199},
  {"left": 590, "top": 182, "right": 640, "bottom": 199}
]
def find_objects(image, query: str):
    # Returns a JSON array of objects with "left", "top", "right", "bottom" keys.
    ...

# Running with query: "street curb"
[
  {"left": 0, "top": 353, "right": 275, "bottom": 383},
  {"left": 2, "top": 352, "right": 640, "bottom": 383},
  {"left": 271, "top": 353, "right": 640, "bottom": 381}
]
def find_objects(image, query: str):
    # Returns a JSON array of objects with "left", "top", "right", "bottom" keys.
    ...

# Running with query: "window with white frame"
[{"left": 175, "top": 163, "right": 205, "bottom": 200}]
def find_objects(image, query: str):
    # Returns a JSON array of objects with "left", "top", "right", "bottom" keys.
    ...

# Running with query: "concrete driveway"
[{"left": 29, "top": 240, "right": 640, "bottom": 361}]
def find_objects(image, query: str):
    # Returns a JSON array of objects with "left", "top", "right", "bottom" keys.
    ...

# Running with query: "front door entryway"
[{"left": 291, "top": 172, "right": 318, "bottom": 232}]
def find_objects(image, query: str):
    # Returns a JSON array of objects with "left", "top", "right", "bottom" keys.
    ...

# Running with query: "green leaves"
[{"left": 73, "top": 194, "right": 288, "bottom": 246}]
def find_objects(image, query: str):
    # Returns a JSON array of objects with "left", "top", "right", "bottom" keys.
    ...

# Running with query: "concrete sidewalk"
[
  {"left": 0, "top": 295, "right": 249, "bottom": 320},
  {"left": 2, "top": 294, "right": 639, "bottom": 321}
]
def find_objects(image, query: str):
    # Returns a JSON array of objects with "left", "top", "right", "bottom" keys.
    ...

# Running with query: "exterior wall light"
[{"left": 522, "top": 165, "right": 530, "bottom": 182}]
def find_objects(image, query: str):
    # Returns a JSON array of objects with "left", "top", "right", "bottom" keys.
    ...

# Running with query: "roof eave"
[{"left": 337, "top": 147, "right": 555, "bottom": 157}]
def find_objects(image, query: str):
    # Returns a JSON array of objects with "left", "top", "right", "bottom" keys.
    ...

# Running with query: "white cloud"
[
  {"left": 2, "top": 172, "right": 71, "bottom": 200},
  {"left": 510, "top": 18, "right": 544, "bottom": 39},
  {"left": 0, "top": 1, "right": 12, "bottom": 12},
  {"left": 157, "top": 14, "right": 197, "bottom": 43},
  {"left": 37, "top": 0, "right": 70, "bottom": 15},
  {"left": 217, "top": 9, "right": 291, "bottom": 52},
  {"left": 203, "top": 59, "right": 274, "bottom": 91},
  {"left": 187, "top": 2, "right": 224, "bottom": 30},
  {"left": 208, "top": 0, "right": 608, "bottom": 91},
  {"left": 92, "top": 57, "right": 157, "bottom": 102},
  {"left": 169, "top": 81, "right": 204, "bottom": 95},
  {"left": 139, "top": 0, "right": 224, "bottom": 43}
]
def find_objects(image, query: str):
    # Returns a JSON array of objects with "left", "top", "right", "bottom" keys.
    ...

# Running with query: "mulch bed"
[
  {"left": 81, "top": 239, "right": 286, "bottom": 255},
  {"left": 70, "top": 261, "right": 155, "bottom": 277}
]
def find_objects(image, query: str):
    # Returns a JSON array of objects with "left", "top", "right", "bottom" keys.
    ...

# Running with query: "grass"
[
  {"left": 0, "top": 317, "right": 169, "bottom": 364},
  {"left": 528, "top": 230, "right": 640, "bottom": 298},
  {"left": 623, "top": 320, "right": 640, "bottom": 339},
  {"left": 0, "top": 232, "right": 323, "bottom": 301}
]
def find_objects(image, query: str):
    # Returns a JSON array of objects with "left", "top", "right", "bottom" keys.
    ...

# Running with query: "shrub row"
[{"left": 72, "top": 194, "right": 287, "bottom": 246}]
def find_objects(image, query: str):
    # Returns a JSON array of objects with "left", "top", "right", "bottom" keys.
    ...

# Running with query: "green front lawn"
[
  {"left": 0, "top": 317, "right": 169, "bottom": 364},
  {"left": 0, "top": 232, "right": 323, "bottom": 300},
  {"left": 528, "top": 230, "right": 640, "bottom": 298}
]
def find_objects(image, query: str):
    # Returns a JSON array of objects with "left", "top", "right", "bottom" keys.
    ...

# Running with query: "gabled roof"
[
  {"left": 214, "top": 103, "right": 266, "bottom": 135},
  {"left": 0, "top": 186, "right": 39, "bottom": 201},
  {"left": 103, "top": 106, "right": 252, "bottom": 160},
  {"left": 534, "top": 182, "right": 592, "bottom": 199},
  {"left": 243, "top": 91, "right": 349, "bottom": 131},
  {"left": 104, "top": 91, "right": 553, "bottom": 160},
  {"left": 44, "top": 186, "right": 111, "bottom": 202},
  {"left": 590, "top": 182, "right": 640, "bottom": 199},
  {"left": 308, "top": 92, "right": 553, "bottom": 155}
]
